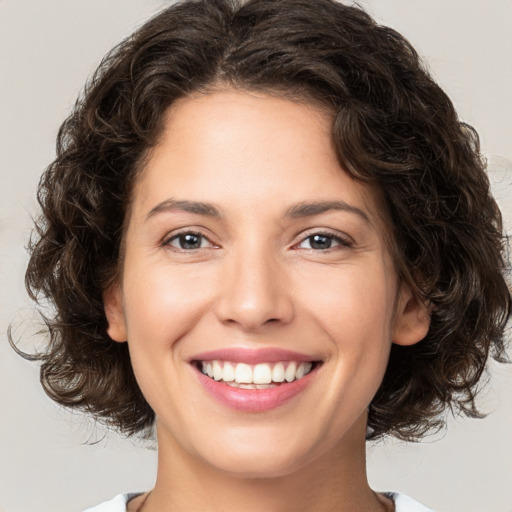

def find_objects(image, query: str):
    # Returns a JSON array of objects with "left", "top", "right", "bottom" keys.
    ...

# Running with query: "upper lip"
[{"left": 190, "top": 348, "right": 320, "bottom": 364}]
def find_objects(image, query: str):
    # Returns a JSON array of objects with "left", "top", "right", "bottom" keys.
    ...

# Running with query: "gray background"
[{"left": 1, "top": 1, "right": 511, "bottom": 511}]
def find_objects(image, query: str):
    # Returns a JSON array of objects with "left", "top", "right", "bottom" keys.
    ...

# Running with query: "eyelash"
[
  {"left": 162, "top": 230, "right": 215, "bottom": 251},
  {"left": 162, "top": 229, "right": 353, "bottom": 253},
  {"left": 294, "top": 231, "right": 353, "bottom": 251}
]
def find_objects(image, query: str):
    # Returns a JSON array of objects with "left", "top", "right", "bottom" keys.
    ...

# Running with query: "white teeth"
[
  {"left": 222, "top": 361, "right": 235, "bottom": 382},
  {"left": 234, "top": 363, "right": 253, "bottom": 384},
  {"left": 213, "top": 360, "right": 223, "bottom": 381},
  {"left": 284, "top": 362, "right": 297, "bottom": 382},
  {"left": 227, "top": 382, "right": 276, "bottom": 389},
  {"left": 200, "top": 360, "right": 315, "bottom": 385},
  {"left": 253, "top": 363, "right": 272, "bottom": 384},
  {"left": 272, "top": 362, "right": 285, "bottom": 382}
]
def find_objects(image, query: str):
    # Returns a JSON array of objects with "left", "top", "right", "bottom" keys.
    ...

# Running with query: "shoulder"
[
  {"left": 82, "top": 493, "right": 141, "bottom": 512},
  {"left": 385, "top": 492, "right": 435, "bottom": 512}
]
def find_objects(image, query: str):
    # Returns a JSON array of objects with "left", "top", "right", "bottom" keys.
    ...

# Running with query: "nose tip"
[
  {"left": 221, "top": 296, "right": 291, "bottom": 331},
  {"left": 214, "top": 256, "right": 294, "bottom": 332}
]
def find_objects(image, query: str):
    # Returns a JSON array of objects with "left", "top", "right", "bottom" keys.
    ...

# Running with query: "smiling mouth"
[{"left": 194, "top": 360, "right": 320, "bottom": 389}]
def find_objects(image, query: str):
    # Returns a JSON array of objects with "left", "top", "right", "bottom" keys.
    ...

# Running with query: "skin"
[{"left": 104, "top": 90, "right": 430, "bottom": 512}]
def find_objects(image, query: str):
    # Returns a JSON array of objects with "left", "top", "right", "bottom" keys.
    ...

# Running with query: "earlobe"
[
  {"left": 392, "top": 284, "right": 431, "bottom": 346},
  {"left": 103, "top": 283, "right": 128, "bottom": 343}
]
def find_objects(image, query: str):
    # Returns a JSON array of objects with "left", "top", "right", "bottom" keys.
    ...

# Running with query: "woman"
[{"left": 20, "top": 0, "right": 511, "bottom": 510}]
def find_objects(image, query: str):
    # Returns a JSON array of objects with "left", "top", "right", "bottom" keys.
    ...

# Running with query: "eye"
[
  {"left": 296, "top": 232, "right": 351, "bottom": 251},
  {"left": 164, "top": 231, "right": 215, "bottom": 251}
]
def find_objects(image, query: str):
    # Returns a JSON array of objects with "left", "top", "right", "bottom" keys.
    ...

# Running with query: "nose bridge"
[{"left": 215, "top": 237, "right": 294, "bottom": 331}]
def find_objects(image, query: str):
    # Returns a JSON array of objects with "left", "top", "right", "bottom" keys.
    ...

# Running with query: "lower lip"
[{"left": 194, "top": 366, "right": 318, "bottom": 412}]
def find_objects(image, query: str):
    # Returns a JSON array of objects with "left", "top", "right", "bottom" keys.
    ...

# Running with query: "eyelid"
[
  {"left": 162, "top": 228, "right": 218, "bottom": 251},
  {"left": 292, "top": 228, "right": 354, "bottom": 250}
]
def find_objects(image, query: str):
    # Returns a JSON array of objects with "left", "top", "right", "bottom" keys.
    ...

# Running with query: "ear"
[
  {"left": 392, "top": 284, "right": 431, "bottom": 346},
  {"left": 103, "top": 283, "right": 128, "bottom": 343}
]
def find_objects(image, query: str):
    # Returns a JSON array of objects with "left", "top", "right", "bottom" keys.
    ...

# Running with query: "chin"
[
  {"left": 210, "top": 452, "right": 312, "bottom": 480},
  {"left": 194, "top": 427, "right": 324, "bottom": 479}
]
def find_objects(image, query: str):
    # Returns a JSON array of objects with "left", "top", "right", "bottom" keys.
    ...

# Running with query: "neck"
[{"left": 142, "top": 415, "right": 388, "bottom": 512}]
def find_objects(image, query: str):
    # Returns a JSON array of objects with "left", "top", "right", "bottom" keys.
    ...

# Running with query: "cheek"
[
  {"left": 298, "top": 261, "right": 395, "bottom": 342},
  {"left": 121, "top": 258, "right": 218, "bottom": 349},
  {"left": 119, "top": 259, "right": 219, "bottom": 417},
  {"left": 297, "top": 261, "right": 396, "bottom": 392}
]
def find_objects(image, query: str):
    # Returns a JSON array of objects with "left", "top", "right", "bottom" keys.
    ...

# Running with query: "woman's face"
[{"left": 105, "top": 90, "right": 428, "bottom": 477}]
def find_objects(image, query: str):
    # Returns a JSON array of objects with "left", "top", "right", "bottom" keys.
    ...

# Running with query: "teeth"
[
  {"left": 200, "top": 360, "right": 314, "bottom": 385},
  {"left": 272, "top": 362, "right": 285, "bottom": 382},
  {"left": 224, "top": 382, "right": 277, "bottom": 389},
  {"left": 284, "top": 362, "right": 297, "bottom": 382},
  {"left": 234, "top": 363, "right": 253, "bottom": 383},
  {"left": 222, "top": 362, "right": 235, "bottom": 382},
  {"left": 253, "top": 363, "right": 272, "bottom": 384},
  {"left": 213, "top": 360, "right": 223, "bottom": 381}
]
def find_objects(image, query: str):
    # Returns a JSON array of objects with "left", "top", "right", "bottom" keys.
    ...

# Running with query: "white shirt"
[{"left": 83, "top": 492, "right": 434, "bottom": 511}]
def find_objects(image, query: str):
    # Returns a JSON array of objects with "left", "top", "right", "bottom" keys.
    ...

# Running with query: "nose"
[{"left": 214, "top": 248, "right": 295, "bottom": 332}]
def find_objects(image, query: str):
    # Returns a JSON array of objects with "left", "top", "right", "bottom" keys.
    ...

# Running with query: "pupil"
[
  {"left": 310, "top": 234, "right": 331, "bottom": 249},
  {"left": 180, "top": 233, "right": 201, "bottom": 249}
]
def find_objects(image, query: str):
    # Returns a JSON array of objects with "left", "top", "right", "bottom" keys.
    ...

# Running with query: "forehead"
[{"left": 132, "top": 89, "right": 387, "bottom": 227}]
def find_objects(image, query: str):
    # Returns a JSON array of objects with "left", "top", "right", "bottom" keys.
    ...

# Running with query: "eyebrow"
[
  {"left": 146, "top": 199, "right": 223, "bottom": 221},
  {"left": 284, "top": 200, "right": 371, "bottom": 223},
  {"left": 146, "top": 198, "right": 370, "bottom": 224}
]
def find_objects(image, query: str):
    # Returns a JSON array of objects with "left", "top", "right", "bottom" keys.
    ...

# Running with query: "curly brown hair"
[{"left": 19, "top": 0, "right": 511, "bottom": 440}]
